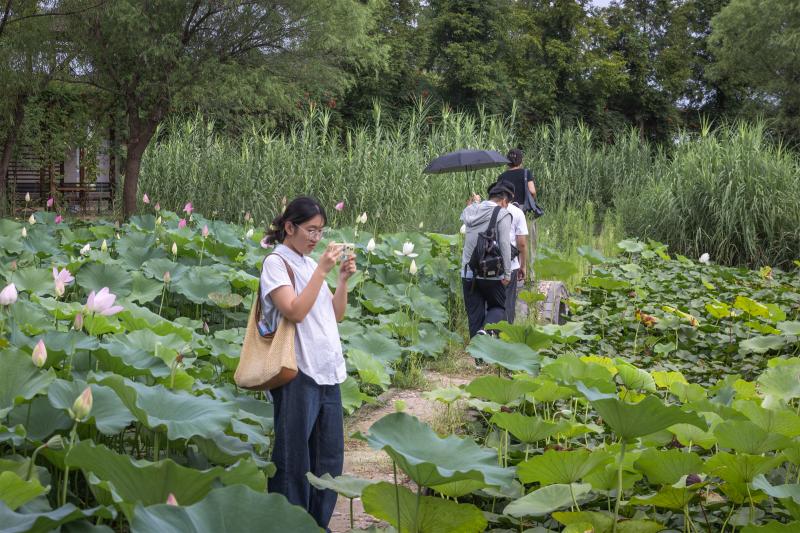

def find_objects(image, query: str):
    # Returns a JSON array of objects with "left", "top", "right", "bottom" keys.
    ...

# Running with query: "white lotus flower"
[
  {"left": 80, "top": 243, "right": 91, "bottom": 255},
  {"left": 358, "top": 212, "right": 368, "bottom": 224},
  {"left": 245, "top": 228, "right": 254, "bottom": 239},
  {"left": 699, "top": 253, "right": 710, "bottom": 264},
  {"left": 25, "top": 192, "right": 30, "bottom": 202},
  {"left": 419, "top": 222, "right": 424, "bottom": 229},
  {"left": 28, "top": 214, "right": 35, "bottom": 225},
  {"left": 366, "top": 238, "right": 376, "bottom": 252},
  {"left": 409, "top": 259, "right": 418, "bottom": 275},
  {"left": 393, "top": 241, "right": 418, "bottom": 258},
  {"left": 101, "top": 239, "right": 108, "bottom": 252},
  {"left": 21, "top": 227, "right": 27, "bottom": 238},
  {"left": 32, "top": 339, "right": 47, "bottom": 368},
  {"left": 0, "top": 283, "right": 17, "bottom": 305},
  {"left": 171, "top": 242, "right": 178, "bottom": 256},
  {"left": 460, "top": 224, "right": 466, "bottom": 235}
]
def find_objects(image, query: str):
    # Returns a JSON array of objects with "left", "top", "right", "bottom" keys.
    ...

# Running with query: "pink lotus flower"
[
  {"left": 70, "top": 387, "right": 92, "bottom": 421},
  {"left": 46, "top": 197, "right": 54, "bottom": 208},
  {"left": 0, "top": 283, "right": 17, "bottom": 306},
  {"left": 166, "top": 493, "right": 179, "bottom": 506},
  {"left": 183, "top": 202, "right": 193, "bottom": 215},
  {"left": 178, "top": 218, "right": 187, "bottom": 229},
  {"left": 142, "top": 193, "right": 150, "bottom": 204},
  {"left": 53, "top": 267, "right": 73, "bottom": 297},
  {"left": 85, "top": 287, "right": 124, "bottom": 316},
  {"left": 73, "top": 312, "right": 83, "bottom": 331},
  {"left": 32, "top": 339, "right": 47, "bottom": 367},
  {"left": 201, "top": 225, "right": 209, "bottom": 238},
  {"left": 334, "top": 201, "right": 345, "bottom": 211},
  {"left": 55, "top": 215, "right": 63, "bottom": 224}
]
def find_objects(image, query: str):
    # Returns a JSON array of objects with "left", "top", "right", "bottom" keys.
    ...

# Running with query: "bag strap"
[{"left": 254, "top": 253, "right": 297, "bottom": 317}]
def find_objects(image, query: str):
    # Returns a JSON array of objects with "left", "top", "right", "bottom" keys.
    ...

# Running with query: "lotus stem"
[
  {"left": 25, "top": 444, "right": 46, "bottom": 481},
  {"left": 612, "top": 439, "right": 627, "bottom": 533},
  {"left": 349, "top": 497, "right": 354, "bottom": 530},
  {"left": 414, "top": 484, "right": 422, "bottom": 533},
  {"left": 393, "top": 460, "right": 401, "bottom": 532},
  {"left": 60, "top": 422, "right": 78, "bottom": 506}
]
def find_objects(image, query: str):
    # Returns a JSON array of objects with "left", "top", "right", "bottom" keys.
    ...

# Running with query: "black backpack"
[{"left": 467, "top": 205, "right": 505, "bottom": 278}]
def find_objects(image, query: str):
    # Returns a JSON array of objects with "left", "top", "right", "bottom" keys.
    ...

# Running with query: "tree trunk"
[
  {"left": 122, "top": 112, "right": 160, "bottom": 219},
  {"left": 0, "top": 96, "right": 27, "bottom": 216}
]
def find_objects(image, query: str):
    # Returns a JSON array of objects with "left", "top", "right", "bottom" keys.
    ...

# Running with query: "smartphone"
[{"left": 337, "top": 242, "right": 355, "bottom": 262}]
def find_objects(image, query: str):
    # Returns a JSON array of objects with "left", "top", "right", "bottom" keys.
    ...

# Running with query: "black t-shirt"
[{"left": 496, "top": 168, "right": 531, "bottom": 206}]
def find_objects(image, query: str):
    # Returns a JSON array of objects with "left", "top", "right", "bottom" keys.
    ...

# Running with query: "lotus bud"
[
  {"left": 171, "top": 242, "right": 178, "bottom": 256},
  {"left": 21, "top": 227, "right": 27, "bottom": 238},
  {"left": 163, "top": 271, "right": 171, "bottom": 284},
  {"left": 31, "top": 339, "right": 47, "bottom": 367},
  {"left": 244, "top": 211, "right": 251, "bottom": 222},
  {"left": 202, "top": 225, "right": 209, "bottom": 238},
  {"left": 203, "top": 322, "right": 209, "bottom": 334},
  {"left": 418, "top": 222, "right": 423, "bottom": 229},
  {"left": 44, "top": 434, "right": 64, "bottom": 450},
  {"left": 366, "top": 238, "right": 376, "bottom": 252},
  {"left": 155, "top": 216, "right": 162, "bottom": 225},
  {"left": 28, "top": 214, "right": 36, "bottom": 225},
  {"left": 166, "top": 493, "right": 179, "bottom": 506},
  {"left": 73, "top": 312, "right": 84, "bottom": 331},
  {"left": 142, "top": 193, "right": 150, "bottom": 204},
  {"left": 155, "top": 202, "right": 160, "bottom": 211},
  {"left": 101, "top": 239, "right": 108, "bottom": 252},
  {"left": 334, "top": 201, "right": 344, "bottom": 211},
  {"left": 460, "top": 224, "right": 466, "bottom": 235},
  {"left": 0, "top": 283, "right": 18, "bottom": 306},
  {"left": 699, "top": 253, "right": 710, "bottom": 264},
  {"left": 25, "top": 192, "right": 31, "bottom": 203},
  {"left": 55, "top": 215, "right": 63, "bottom": 224},
  {"left": 116, "top": 233, "right": 120, "bottom": 240},
  {"left": 409, "top": 259, "right": 418, "bottom": 275},
  {"left": 46, "top": 197, "right": 54, "bottom": 208},
  {"left": 80, "top": 243, "right": 91, "bottom": 255},
  {"left": 70, "top": 387, "right": 93, "bottom": 421},
  {"left": 245, "top": 228, "right": 254, "bottom": 239},
  {"left": 178, "top": 218, "right": 187, "bottom": 229},
  {"left": 183, "top": 202, "right": 193, "bottom": 215}
]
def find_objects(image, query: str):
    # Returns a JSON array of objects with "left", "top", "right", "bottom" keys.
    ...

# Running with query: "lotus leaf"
[
  {"left": 362, "top": 412, "right": 514, "bottom": 488},
  {"left": 734, "top": 296, "right": 770, "bottom": 318},
  {"left": 704, "top": 451, "right": 783, "bottom": 484},
  {"left": 466, "top": 335, "right": 541, "bottom": 374},
  {"left": 0, "top": 502, "right": 112, "bottom": 533},
  {"left": 465, "top": 376, "right": 536, "bottom": 405},
  {"left": 584, "top": 463, "right": 642, "bottom": 492},
  {"left": 130, "top": 484, "right": 319, "bottom": 533},
  {"left": 614, "top": 359, "right": 657, "bottom": 392},
  {"left": 76, "top": 263, "right": 133, "bottom": 297},
  {"left": 741, "top": 523, "right": 800, "bottom": 533},
  {"left": 713, "top": 420, "right": 791, "bottom": 453},
  {"left": 0, "top": 348, "right": 56, "bottom": 418},
  {"left": 341, "top": 375, "right": 375, "bottom": 414},
  {"left": 360, "top": 282, "right": 399, "bottom": 313},
  {"left": 172, "top": 267, "right": 230, "bottom": 304},
  {"left": 129, "top": 273, "right": 165, "bottom": 304},
  {"left": 8, "top": 396, "right": 72, "bottom": 441},
  {"left": 630, "top": 485, "right": 700, "bottom": 510},
  {"left": 345, "top": 331, "right": 403, "bottom": 365},
  {"left": 347, "top": 349, "right": 391, "bottom": 390},
  {"left": 142, "top": 259, "right": 188, "bottom": 284},
  {"left": 778, "top": 321, "right": 800, "bottom": 336},
  {"left": 9, "top": 300, "right": 53, "bottom": 335},
  {"left": 734, "top": 400, "right": 800, "bottom": 437},
  {"left": 361, "top": 481, "right": 487, "bottom": 533},
  {"left": 517, "top": 449, "right": 611, "bottom": 484},
  {"left": 424, "top": 386, "right": 468, "bottom": 404},
  {"left": 0, "top": 470, "right": 47, "bottom": 510},
  {"left": 633, "top": 448, "right": 703, "bottom": 485},
  {"left": 91, "top": 375, "right": 236, "bottom": 440},
  {"left": 554, "top": 511, "right": 614, "bottom": 532},
  {"left": 577, "top": 382, "right": 706, "bottom": 441},
  {"left": 11, "top": 268, "right": 57, "bottom": 296},
  {"left": 741, "top": 335, "right": 788, "bottom": 354},
  {"left": 751, "top": 475, "right": 800, "bottom": 504},
  {"left": 503, "top": 483, "right": 591, "bottom": 517},
  {"left": 490, "top": 412, "right": 562, "bottom": 444},
  {"left": 306, "top": 472, "right": 375, "bottom": 499},
  {"left": 757, "top": 361, "right": 800, "bottom": 408}
]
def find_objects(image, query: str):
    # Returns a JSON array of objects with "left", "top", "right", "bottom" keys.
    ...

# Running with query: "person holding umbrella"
[{"left": 460, "top": 182, "right": 514, "bottom": 338}]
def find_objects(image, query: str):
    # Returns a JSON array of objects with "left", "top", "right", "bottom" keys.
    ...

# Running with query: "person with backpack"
[{"left": 460, "top": 182, "right": 514, "bottom": 338}]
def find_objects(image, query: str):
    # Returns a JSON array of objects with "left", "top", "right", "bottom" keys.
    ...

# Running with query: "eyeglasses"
[{"left": 293, "top": 223, "right": 325, "bottom": 239}]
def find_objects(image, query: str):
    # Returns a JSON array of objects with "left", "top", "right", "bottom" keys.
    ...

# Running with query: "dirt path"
[{"left": 328, "top": 371, "right": 474, "bottom": 533}]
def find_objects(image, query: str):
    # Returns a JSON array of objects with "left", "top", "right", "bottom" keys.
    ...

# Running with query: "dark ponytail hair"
[
  {"left": 507, "top": 148, "right": 523, "bottom": 167},
  {"left": 265, "top": 196, "right": 327, "bottom": 244}
]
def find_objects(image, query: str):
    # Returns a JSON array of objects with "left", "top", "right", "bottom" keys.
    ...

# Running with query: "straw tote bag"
[{"left": 234, "top": 255, "right": 298, "bottom": 390}]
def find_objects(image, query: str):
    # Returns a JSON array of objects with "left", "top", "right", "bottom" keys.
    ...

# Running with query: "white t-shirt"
[
  {"left": 508, "top": 203, "right": 528, "bottom": 271},
  {"left": 259, "top": 244, "right": 347, "bottom": 386}
]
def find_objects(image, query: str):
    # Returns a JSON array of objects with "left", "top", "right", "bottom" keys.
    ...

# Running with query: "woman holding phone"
[{"left": 259, "top": 196, "right": 356, "bottom": 531}]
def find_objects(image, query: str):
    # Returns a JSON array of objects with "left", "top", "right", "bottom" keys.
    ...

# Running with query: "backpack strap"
[
  {"left": 487, "top": 205, "right": 502, "bottom": 235},
  {"left": 255, "top": 253, "right": 297, "bottom": 317}
]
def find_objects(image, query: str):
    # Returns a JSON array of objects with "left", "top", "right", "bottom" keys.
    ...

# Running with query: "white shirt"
[
  {"left": 259, "top": 244, "right": 347, "bottom": 386},
  {"left": 508, "top": 203, "right": 528, "bottom": 271}
]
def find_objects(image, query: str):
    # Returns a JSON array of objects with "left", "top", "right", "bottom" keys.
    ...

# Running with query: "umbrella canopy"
[{"left": 423, "top": 149, "right": 510, "bottom": 174}]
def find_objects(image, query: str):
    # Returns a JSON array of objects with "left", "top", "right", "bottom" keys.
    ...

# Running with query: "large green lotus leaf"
[
  {"left": 346, "top": 349, "right": 391, "bottom": 390},
  {"left": 8, "top": 396, "right": 72, "bottom": 441},
  {"left": 503, "top": 483, "right": 591, "bottom": 518},
  {"left": 129, "top": 483, "right": 325, "bottom": 532},
  {"left": 740, "top": 335, "right": 788, "bottom": 354},
  {"left": 407, "top": 286, "right": 448, "bottom": 323},
  {"left": 362, "top": 412, "right": 514, "bottom": 488},
  {"left": 758, "top": 361, "right": 800, "bottom": 408},
  {"left": 0, "top": 470, "right": 47, "bottom": 510},
  {"left": 734, "top": 400, "right": 800, "bottom": 437},
  {"left": 586, "top": 276, "right": 631, "bottom": 291},
  {"left": 0, "top": 229, "right": 24, "bottom": 254},
  {"left": 142, "top": 258, "right": 189, "bottom": 284},
  {"left": 306, "top": 472, "right": 376, "bottom": 499},
  {"left": 534, "top": 252, "right": 579, "bottom": 282},
  {"left": 361, "top": 481, "right": 486, "bottom": 533},
  {"left": 116, "top": 233, "right": 165, "bottom": 270},
  {"left": 345, "top": 331, "right": 403, "bottom": 365},
  {"left": 430, "top": 478, "right": 487, "bottom": 498},
  {"left": 668, "top": 422, "right": 717, "bottom": 450},
  {"left": 517, "top": 449, "right": 611, "bottom": 484},
  {"left": 553, "top": 511, "right": 613, "bottom": 532},
  {"left": 129, "top": 272, "right": 164, "bottom": 304},
  {"left": 713, "top": 420, "right": 791, "bottom": 453},
  {"left": 633, "top": 448, "right": 703, "bottom": 485},
  {"left": 9, "top": 299, "right": 53, "bottom": 335},
  {"left": 742, "top": 522, "right": 800, "bottom": 533},
  {"left": 466, "top": 335, "right": 541, "bottom": 374},
  {"left": 734, "top": 295, "right": 770, "bottom": 318},
  {"left": 76, "top": 262, "right": 133, "bottom": 297},
  {"left": 0, "top": 502, "right": 112, "bottom": 533},
  {"left": 542, "top": 354, "right": 615, "bottom": 385},
  {"left": 66, "top": 441, "right": 245, "bottom": 520},
  {"left": 490, "top": 412, "right": 562, "bottom": 444},
  {"left": 41, "top": 330, "right": 99, "bottom": 357},
  {"left": 0, "top": 348, "right": 56, "bottom": 418},
  {"left": 97, "top": 330, "right": 185, "bottom": 378},
  {"left": 630, "top": 486, "right": 698, "bottom": 510},
  {"left": 91, "top": 374, "right": 236, "bottom": 440},
  {"left": 576, "top": 382, "right": 706, "bottom": 441},
  {"left": 704, "top": 451, "right": 783, "bottom": 484},
  {"left": 23, "top": 225, "right": 62, "bottom": 257},
  {"left": 466, "top": 376, "right": 536, "bottom": 406},
  {"left": 47, "top": 379, "right": 135, "bottom": 435},
  {"left": 11, "top": 267, "right": 56, "bottom": 296},
  {"left": 486, "top": 321, "right": 554, "bottom": 351},
  {"left": 778, "top": 321, "right": 800, "bottom": 336},
  {"left": 341, "top": 375, "right": 375, "bottom": 414},
  {"left": 172, "top": 267, "right": 230, "bottom": 304},
  {"left": 360, "top": 282, "right": 399, "bottom": 313},
  {"left": 752, "top": 474, "right": 800, "bottom": 504},
  {"left": 614, "top": 359, "right": 656, "bottom": 392},
  {"left": 584, "top": 463, "right": 642, "bottom": 492}
]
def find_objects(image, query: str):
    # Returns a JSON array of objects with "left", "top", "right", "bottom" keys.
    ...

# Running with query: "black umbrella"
[{"left": 423, "top": 149, "right": 510, "bottom": 174}]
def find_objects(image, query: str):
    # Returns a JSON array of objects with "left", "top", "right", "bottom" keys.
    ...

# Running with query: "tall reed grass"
[{"left": 139, "top": 104, "right": 800, "bottom": 267}]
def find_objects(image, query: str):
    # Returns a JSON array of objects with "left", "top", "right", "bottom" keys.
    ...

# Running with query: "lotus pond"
[{"left": 0, "top": 211, "right": 799, "bottom": 532}]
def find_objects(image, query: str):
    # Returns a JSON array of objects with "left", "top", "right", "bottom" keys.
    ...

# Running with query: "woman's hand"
[
  {"left": 318, "top": 243, "right": 343, "bottom": 274},
  {"left": 338, "top": 254, "right": 357, "bottom": 283}
]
